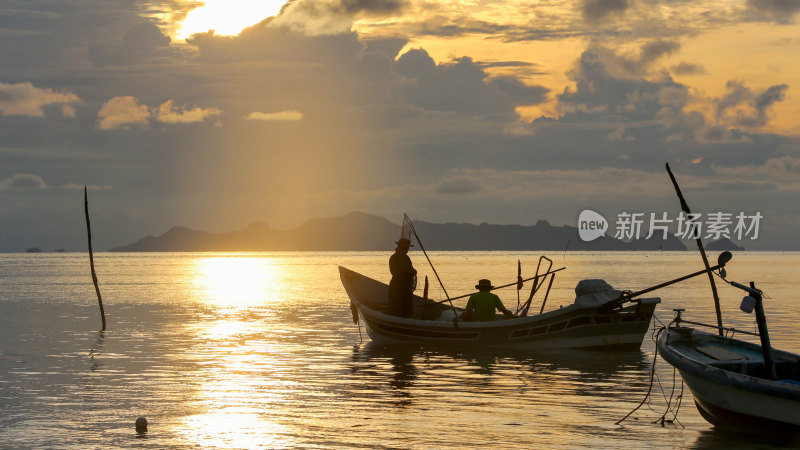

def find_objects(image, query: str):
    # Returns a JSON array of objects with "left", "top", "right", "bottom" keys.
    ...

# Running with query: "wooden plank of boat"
[
  {"left": 696, "top": 345, "right": 748, "bottom": 361},
  {"left": 340, "top": 266, "right": 659, "bottom": 350}
]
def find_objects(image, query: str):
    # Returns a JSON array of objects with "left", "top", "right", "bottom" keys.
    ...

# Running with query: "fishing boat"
[
  {"left": 340, "top": 266, "right": 660, "bottom": 350},
  {"left": 657, "top": 255, "right": 800, "bottom": 432}
]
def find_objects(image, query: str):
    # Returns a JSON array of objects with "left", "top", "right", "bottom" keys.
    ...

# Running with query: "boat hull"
[
  {"left": 658, "top": 327, "right": 800, "bottom": 431},
  {"left": 341, "top": 266, "right": 659, "bottom": 350}
]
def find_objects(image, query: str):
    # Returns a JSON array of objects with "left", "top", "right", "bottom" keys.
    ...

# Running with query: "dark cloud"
[
  {"left": 89, "top": 21, "right": 174, "bottom": 66},
  {"left": 489, "top": 77, "right": 549, "bottom": 106},
  {"left": 362, "top": 37, "right": 408, "bottom": 59},
  {"left": 715, "top": 81, "right": 789, "bottom": 128},
  {"left": 434, "top": 176, "right": 483, "bottom": 194},
  {"left": 746, "top": 0, "right": 800, "bottom": 22},
  {"left": 640, "top": 40, "right": 680, "bottom": 63},
  {"left": 558, "top": 43, "right": 686, "bottom": 122},
  {"left": 188, "top": 24, "right": 364, "bottom": 64},
  {"left": 394, "top": 49, "right": 548, "bottom": 116},
  {"left": 755, "top": 84, "right": 789, "bottom": 112},
  {"left": 0, "top": 1, "right": 151, "bottom": 71},
  {"left": 477, "top": 60, "right": 544, "bottom": 71},
  {"left": 702, "top": 180, "right": 779, "bottom": 191},
  {"left": 582, "top": 0, "right": 630, "bottom": 21},
  {"left": 715, "top": 81, "right": 752, "bottom": 116},
  {"left": 412, "top": 16, "right": 511, "bottom": 38},
  {"left": 564, "top": 40, "right": 681, "bottom": 81},
  {"left": 670, "top": 62, "right": 708, "bottom": 75},
  {"left": 274, "top": 0, "right": 408, "bottom": 34},
  {"left": 336, "top": 0, "right": 407, "bottom": 15}
]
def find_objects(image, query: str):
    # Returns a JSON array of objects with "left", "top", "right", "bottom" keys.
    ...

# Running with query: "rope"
[
  {"left": 616, "top": 321, "right": 685, "bottom": 428},
  {"left": 615, "top": 325, "right": 664, "bottom": 425},
  {"left": 654, "top": 364, "right": 684, "bottom": 428}
]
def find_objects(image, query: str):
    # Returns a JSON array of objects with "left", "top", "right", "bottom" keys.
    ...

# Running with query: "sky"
[{"left": 1, "top": 0, "right": 799, "bottom": 251}]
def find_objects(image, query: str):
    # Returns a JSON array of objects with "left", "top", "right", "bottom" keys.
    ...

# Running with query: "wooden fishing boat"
[
  {"left": 340, "top": 266, "right": 660, "bottom": 350},
  {"left": 657, "top": 271, "right": 800, "bottom": 434},
  {"left": 658, "top": 322, "right": 800, "bottom": 432}
]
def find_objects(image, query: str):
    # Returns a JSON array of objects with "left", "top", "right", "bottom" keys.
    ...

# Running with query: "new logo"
[{"left": 578, "top": 209, "right": 608, "bottom": 242}]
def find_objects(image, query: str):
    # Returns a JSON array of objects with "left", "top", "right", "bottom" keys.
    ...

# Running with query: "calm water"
[{"left": 0, "top": 251, "right": 798, "bottom": 448}]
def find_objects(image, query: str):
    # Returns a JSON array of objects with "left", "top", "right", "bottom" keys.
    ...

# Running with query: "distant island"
[{"left": 110, "top": 212, "right": 744, "bottom": 252}]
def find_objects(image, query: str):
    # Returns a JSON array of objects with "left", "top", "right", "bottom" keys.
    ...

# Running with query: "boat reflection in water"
[{"left": 349, "top": 342, "right": 652, "bottom": 403}]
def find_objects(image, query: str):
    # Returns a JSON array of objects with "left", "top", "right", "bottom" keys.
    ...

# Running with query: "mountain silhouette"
[{"left": 104, "top": 212, "right": 743, "bottom": 252}]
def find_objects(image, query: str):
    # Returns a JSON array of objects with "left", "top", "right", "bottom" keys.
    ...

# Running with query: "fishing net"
[{"left": 401, "top": 214, "right": 414, "bottom": 243}]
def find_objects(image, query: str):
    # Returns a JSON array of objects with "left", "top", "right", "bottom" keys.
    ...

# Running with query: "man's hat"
[
  {"left": 475, "top": 279, "right": 494, "bottom": 290},
  {"left": 395, "top": 237, "right": 413, "bottom": 247}
]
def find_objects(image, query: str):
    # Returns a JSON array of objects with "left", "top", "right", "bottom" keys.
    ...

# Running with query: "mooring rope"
[
  {"left": 615, "top": 325, "right": 664, "bottom": 425},
  {"left": 616, "top": 320, "right": 685, "bottom": 428}
]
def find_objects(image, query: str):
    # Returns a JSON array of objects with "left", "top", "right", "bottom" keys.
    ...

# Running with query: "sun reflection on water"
[
  {"left": 180, "top": 255, "right": 297, "bottom": 447},
  {"left": 193, "top": 256, "right": 280, "bottom": 309}
]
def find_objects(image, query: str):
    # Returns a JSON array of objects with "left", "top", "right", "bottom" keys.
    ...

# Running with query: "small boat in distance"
[
  {"left": 340, "top": 266, "right": 660, "bottom": 350},
  {"left": 657, "top": 256, "right": 800, "bottom": 433}
]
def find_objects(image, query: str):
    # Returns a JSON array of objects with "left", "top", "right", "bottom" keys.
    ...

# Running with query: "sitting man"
[{"left": 464, "top": 279, "right": 514, "bottom": 321}]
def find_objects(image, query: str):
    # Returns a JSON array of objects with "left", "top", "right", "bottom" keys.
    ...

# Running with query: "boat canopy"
[{"left": 574, "top": 279, "right": 624, "bottom": 307}]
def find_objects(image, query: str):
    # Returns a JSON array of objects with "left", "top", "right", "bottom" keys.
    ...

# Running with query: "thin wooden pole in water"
[
  {"left": 665, "top": 163, "right": 723, "bottom": 336},
  {"left": 84, "top": 187, "right": 106, "bottom": 331}
]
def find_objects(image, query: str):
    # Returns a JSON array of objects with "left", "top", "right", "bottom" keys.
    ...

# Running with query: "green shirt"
[{"left": 465, "top": 291, "right": 506, "bottom": 321}]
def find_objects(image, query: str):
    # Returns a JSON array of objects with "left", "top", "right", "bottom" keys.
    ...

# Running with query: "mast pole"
[{"left": 665, "top": 163, "right": 723, "bottom": 336}]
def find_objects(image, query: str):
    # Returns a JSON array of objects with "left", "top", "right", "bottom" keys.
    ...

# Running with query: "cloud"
[
  {"left": 714, "top": 81, "right": 789, "bottom": 129},
  {"left": 712, "top": 156, "right": 800, "bottom": 180},
  {"left": 557, "top": 43, "right": 685, "bottom": 120},
  {"left": 640, "top": 40, "right": 680, "bottom": 64},
  {"left": 60, "top": 183, "right": 114, "bottom": 190},
  {"left": 154, "top": 100, "right": 223, "bottom": 124},
  {"left": 0, "top": 81, "right": 79, "bottom": 117},
  {"left": 96, "top": 96, "right": 150, "bottom": 130},
  {"left": 336, "top": 0, "right": 407, "bottom": 15},
  {"left": 273, "top": 0, "right": 408, "bottom": 35},
  {"left": 89, "top": 21, "right": 174, "bottom": 66},
  {"left": 489, "top": 77, "right": 549, "bottom": 106},
  {"left": 246, "top": 110, "right": 304, "bottom": 121},
  {"left": 587, "top": 40, "right": 681, "bottom": 78},
  {"left": 607, "top": 127, "right": 634, "bottom": 141},
  {"left": 433, "top": 175, "right": 483, "bottom": 194},
  {"left": 96, "top": 97, "right": 222, "bottom": 129},
  {"left": 394, "top": 49, "right": 547, "bottom": 117},
  {"left": 188, "top": 23, "right": 364, "bottom": 65},
  {"left": 746, "top": 0, "right": 800, "bottom": 23},
  {"left": 581, "top": 0, "right": 630, "bottom": 21},
  {"left": 670, "top": 62, "right": 708, "bottom": 75},
  {"left": 0, "top": 173, "right": 47, "bottom": 190},
  {"left": 539, "top": 43, "right": 791, "bottom": 147}
]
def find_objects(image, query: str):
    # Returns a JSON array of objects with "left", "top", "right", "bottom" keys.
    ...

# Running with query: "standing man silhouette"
[{"left": 388, "top": 238, "right": 416, "bottom": 317}]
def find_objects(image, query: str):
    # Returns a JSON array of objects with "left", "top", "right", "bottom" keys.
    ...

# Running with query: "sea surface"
[{"left": 0, "top": 251, "right": 798, "bottom": 449}]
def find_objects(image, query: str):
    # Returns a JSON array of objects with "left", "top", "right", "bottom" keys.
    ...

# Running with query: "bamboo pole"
[
  {"left": 435, "top": 267, "right": 566, "bottom": 304},
  {"left": 404, "top": 214, "right": 452, "bottom": 305},
  {"left": 84, "top": 187, "right": 106, "bottom": 331},
  {"left": 665, "top": 163, "right": 723, "bottom": 335}
]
